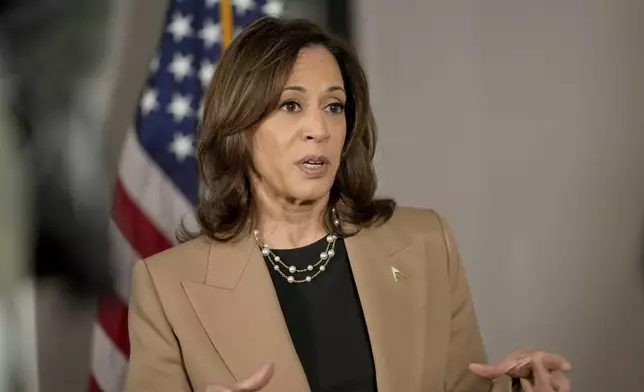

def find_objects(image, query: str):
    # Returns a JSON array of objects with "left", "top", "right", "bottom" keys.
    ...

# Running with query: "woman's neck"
[{"left": 254, "top": 193, "right": 329, "bottom": 250}]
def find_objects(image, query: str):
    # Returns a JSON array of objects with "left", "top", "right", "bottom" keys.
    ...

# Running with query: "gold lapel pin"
[{"left": 391, "top": 266, "right": 406, "bottom": 282}]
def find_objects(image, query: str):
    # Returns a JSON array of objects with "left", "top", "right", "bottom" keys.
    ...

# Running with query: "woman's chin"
[{"left": 288, "top": 185, "right": 332, "bottom": 204}]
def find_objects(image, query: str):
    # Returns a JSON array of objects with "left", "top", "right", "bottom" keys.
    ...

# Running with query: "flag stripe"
[
  {"left": 97, "top": 292, "right": 131, "bottom": 357},
  {"left": 91, "top": 325, "right": 129, "bottom": 392},
  {"left": 90, "top": 3, "right": 280, "bottom": 391},
  {"left": 112, "top": 180, "right": 173, "bottom": 259},
  {"left": 108, "top": 221, "right": 139, "bottom": 302},
  {"left": 118, "top": 130, "right": 195, "bottom": 243},
  {"left": 88, "top": 376, "right": 102, "bottom": 392}
]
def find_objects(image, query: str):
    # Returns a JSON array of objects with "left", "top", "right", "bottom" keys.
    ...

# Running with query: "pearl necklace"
[{"left": 253, "top": 210, "right": 340, "bottom": 284}]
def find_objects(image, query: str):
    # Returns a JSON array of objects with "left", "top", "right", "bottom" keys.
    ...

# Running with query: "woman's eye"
[
  {"left": 325, "top": 102, "right": 345, "bottom": 115},
  {"left": 279, "top": 101, "right": 301, "bottom": 113}
]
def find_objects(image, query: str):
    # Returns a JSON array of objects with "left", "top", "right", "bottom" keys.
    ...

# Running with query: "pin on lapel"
[{"left": 391, "top": 266, "right": 406, "bottom": 282}]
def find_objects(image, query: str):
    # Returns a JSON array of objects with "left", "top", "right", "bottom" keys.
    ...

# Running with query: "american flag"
[{"left": 88, "top": 1, "right": 284, "bottom": 391}]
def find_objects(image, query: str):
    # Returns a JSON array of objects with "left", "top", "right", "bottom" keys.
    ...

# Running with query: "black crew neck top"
[{"left": 266, "top": 236, "right": 377, "bottom": 392}]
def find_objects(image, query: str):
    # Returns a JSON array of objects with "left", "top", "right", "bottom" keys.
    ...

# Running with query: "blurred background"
[{"left": 2, "top": 0, "right": 644, "bottom": 391}]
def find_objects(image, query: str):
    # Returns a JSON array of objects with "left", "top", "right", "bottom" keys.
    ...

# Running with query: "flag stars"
[
  {"left": 262, "top": 0, "right": 284, "bottom": 17},
  {"left": 233, "top": 0, "right": 256, "bottom": 16},
  {"left": 199, "top": 61, "right": 216, "bottom": 87},
  {"left": 92, "top": 1, "right": 289, "bottom": 369},
  {"left": 199, "top": 20, "right": 221, "bottom": 48},
  {"left": 169, "top": 133, "right": 195, "bottom": 162},
  {"left": 168, "top": 53, "right": 193, "bottom": 82},
  {"left": 167, "top": 13, "right": 193, "bottom": 42},
  {"left": 140, "top": 88, "right": 159, "bottom": 115},
  {"left": 167, "top": 94, "right": 193, "bottom": 122}
]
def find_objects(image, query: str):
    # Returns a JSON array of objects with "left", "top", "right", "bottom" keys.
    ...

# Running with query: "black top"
[{"left": 267, "top": 236, "right": 377, "bottom": 392}]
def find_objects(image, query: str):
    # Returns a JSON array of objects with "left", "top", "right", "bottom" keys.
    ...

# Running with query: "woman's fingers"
[
  {"left": 468, "top": 362, "right": 508, "bottom": 379},
  {"left": 550, "top": 371, "right": 571, "bottom": 392},
  {"left": 201, "top": 362, "right": 275, "bottom": 392},
  {"left": 470, "top": 349, "right": 571, "bottom": 382},
  {"left": 505, "top": 356, "right": 533, "bottom": 378},
  {"left": 532, "top": 353, "right": 555, "bottom": 392},
  {"left": 539, "top": 352, "right": 572, "bottom": 372},
  {"left": 233, "top": 362, "right": 275, "bottom": 392},
  {"left": 515, "top": 360, "right": 571, "bottom": 392},
  {"left": 520, "top": 378, "right": 535, "bottom": 392},
  {"left": 470, "top": 349, "right": 572, "bottom": 392}
]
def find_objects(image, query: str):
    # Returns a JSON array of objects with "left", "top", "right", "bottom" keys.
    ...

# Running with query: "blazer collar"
[
  {"left": 183, "top": 223, "right": 426, "bottom": 392},
  {"left": 344, "top": 222, "right": 428, "bottom": 392},
  {"left": 183, "top": 232, "right": 311, "bottom": 391},
  {"left": 203, "top": 234, "right": 256, "bottom": 289}
]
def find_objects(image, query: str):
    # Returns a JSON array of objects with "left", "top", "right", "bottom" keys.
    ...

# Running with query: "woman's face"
[{"left": 252, "top": 45, "right": 347, "bottom": 204}]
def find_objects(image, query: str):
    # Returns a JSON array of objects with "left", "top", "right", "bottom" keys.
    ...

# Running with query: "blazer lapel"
[
  {"left": 181, "top": 223, "right": 428, "bottom": 392},
  {"left": 345, "top": 225, "right": 427, "bottom": 392},
  {"left": 182, "top": 235, "right": 310, "bottom": 392}
]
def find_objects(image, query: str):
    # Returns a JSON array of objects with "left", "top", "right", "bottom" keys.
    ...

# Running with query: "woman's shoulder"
[
  {"left": 363, "top": 206, "right": 458, "bottom": 271},
  {"left": 360, "top": 206, "right": 452, "bottom": 252},
  {"left": 140, "top": 236, "right": 212, "bottom": 282},
  {"left": 382, "top": 206, "right": 448, "bottom": 237}
]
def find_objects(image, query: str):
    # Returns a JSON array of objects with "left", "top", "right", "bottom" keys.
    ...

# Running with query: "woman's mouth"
[{"left": 297, "top": 156, "right": 329, "bottom": 177}]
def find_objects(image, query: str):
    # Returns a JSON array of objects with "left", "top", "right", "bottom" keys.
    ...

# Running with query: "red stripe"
[
  {"left": 112, "top": 179, "right": 173, "bottom": 258},
  {"left": 97, "top": 292, "right": 131, "bottom": 357},
  {"left": 88, "top": 375, "right": 103, "bottom": 392},
  {"left": 91, "top": 176, "right": 175, "bottom": 390}
]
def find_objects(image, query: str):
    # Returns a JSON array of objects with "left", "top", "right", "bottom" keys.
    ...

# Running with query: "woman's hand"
[
  {"left": 469, "top": 348, "right": 571, "bottom": 392},
  {"left": 199, "top": 362, "right": 275, "bottom": 392},
  {"left": 517, "top": 357, "right": 569, "bottom": 392}
]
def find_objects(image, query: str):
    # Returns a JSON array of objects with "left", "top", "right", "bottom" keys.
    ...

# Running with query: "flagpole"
[{"left": 220, "top": 0, "right": 234, "bottom": 48}]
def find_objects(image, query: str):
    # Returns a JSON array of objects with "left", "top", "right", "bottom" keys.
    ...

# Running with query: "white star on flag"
[
  {"left": 233, "top": 0, "right": 256, "bottom": 16},
  {"left": 167, "top": 13, "right": 193, "bottom": 42},
  {"left": 167, "top": 94, "right": 193, "bottom": 122},
  {"left": 169, "top": 133, "right": 195, "bottom": 162},
  {"left": 198, "top": 20, "right": 221, "bottom": 48},
  {"left": 140, "top": 88, "right": 159, "bottom": 115},
  {"left": 262, "top": 0, "right": 284, "bottom": 17},
  {"left": 89, "top": 3, "right": 285, "bottom": 392},
  {"left": 199, "top": 61, "right": 216, "bottom": 87},
  {"left": 168, "top": 53, "right": 193, "bottom": 82}
]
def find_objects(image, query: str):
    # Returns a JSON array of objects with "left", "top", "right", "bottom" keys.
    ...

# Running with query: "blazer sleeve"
[
  {"left": 125, "top": 260, "right": 192, "bottom": 392},
  {"left": 435, "top": 212, "right": 514, "bottom": 392}
]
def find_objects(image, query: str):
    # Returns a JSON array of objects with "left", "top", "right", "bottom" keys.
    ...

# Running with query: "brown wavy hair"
[{"left": 186, "top": 17, "right": 395, "bottom": 242}]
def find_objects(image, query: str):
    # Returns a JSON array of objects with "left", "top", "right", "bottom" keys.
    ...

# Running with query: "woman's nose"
[{"left": 303, "top": 110, "right": 330, "bottom": 141}]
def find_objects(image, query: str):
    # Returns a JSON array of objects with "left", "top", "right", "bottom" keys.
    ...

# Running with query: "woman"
[{"left": 125, "top": 17, "right": 571, "bottom": 392}]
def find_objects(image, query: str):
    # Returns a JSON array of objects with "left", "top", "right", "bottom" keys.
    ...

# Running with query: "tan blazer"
[{"left": 125, "top": 207, "right": 513, "bottom": 392}]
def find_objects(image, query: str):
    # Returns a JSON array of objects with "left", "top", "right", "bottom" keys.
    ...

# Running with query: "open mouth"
[
  {"left": 301, "top": 159, "right": 326, "bottom": 168},
  {"left": 297, "top": 155, "right": 329, "bottom": 176}
]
